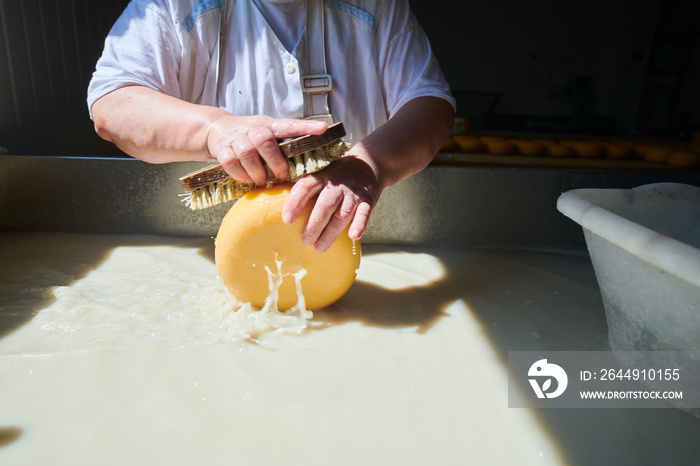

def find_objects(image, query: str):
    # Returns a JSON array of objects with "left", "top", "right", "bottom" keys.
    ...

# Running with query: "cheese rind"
[{"left": 215, "top": 184, "right": 361, "bottom": 311}]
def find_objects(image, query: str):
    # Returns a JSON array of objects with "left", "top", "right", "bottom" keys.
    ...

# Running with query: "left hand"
[{"left": 282, "top": 155, "right": 383, "bottom": 252}]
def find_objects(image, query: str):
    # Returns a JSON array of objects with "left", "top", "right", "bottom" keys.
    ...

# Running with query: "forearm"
[
  {"left": 91, "top": 85, "right": 328, "bottom": 186},
  {"left": 350, "top": 96, "right": 455, "bottom": 189},
  {"left": 91, "top": 85, "right": 228, "bottom": 163}
]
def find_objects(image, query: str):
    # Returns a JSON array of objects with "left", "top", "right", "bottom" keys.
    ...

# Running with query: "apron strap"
[
  {"left": 214, "top": 0, "right": 234, "bottom": 108},
  {"left": 303, "top": 0, "right": 333, "bottom": 123}
]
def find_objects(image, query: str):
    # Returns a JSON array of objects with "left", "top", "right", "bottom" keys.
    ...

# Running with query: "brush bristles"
[{"left": 182, "top": 140, "right": 349, "bottom": 210}]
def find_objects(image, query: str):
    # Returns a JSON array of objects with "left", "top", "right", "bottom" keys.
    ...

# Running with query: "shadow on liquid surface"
[{"left": 328, "top": 244, "right": 700, "bottom": 466}]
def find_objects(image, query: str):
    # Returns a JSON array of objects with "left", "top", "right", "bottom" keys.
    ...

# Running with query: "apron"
[
  {"left": 178, "top": 0, "right": 388, "bottom": 146},
  {"left": 213, "top": 0, "right": 330, "bottom": 122}
]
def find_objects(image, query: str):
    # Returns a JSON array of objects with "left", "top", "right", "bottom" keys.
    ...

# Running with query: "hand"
[
  {"left": 206, "top": 115, "right": 327, "bottom": 186},
  {"left": 282, "top": 156, "right": 383, "bottom": 252}
]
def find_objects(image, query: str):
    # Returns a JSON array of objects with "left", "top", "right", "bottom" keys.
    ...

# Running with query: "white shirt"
[
  {"left": 252, "top": 0, "right": 305, "bottom": 53},
  {"left": 87, "top": 0, "right": 455, "bottom": 147}
]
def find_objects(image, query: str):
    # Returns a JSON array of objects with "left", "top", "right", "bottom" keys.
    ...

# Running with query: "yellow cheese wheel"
[
  {"left": 602, "top": 143, "right": 632, "bottom": 159},
  {"left": 561, "top": 141, "right": 603, "bottom": 158},
  {"left": 485, "top": 140, "right": 516, "bottom": 155},
  {"left": 608, "top": 141, "right": 651, "bottom": 158},
  {"left": 643, "top": 146, "right": 672, "bottom": 163},
  {"left": 532, "top": 139, "right": 556, "bottom": 147},
  {"left": 546, "top": 143, "right": 574, "bottom": 157},
  {"left": 629, "top": 143, "right": 650, "bottom": 158},
  {"left": 215, "top": 184, "right": 361, "bottom": 311},
  {"left": 440, "top": 136, "right": 458, "bottom": 151},
  {"left": 666, "top": 151, "right": 700, "bottom": 168},
  {"left": 513, "top": 141, "right": 545, "bottom": 156},
  {"left": 453, "top": 135, "right": 486, "bottom": 153}
]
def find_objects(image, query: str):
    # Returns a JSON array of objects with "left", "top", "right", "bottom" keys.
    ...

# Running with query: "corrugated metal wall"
[{"left": 0, "top": 0, "right": 128, "bottom": 155}]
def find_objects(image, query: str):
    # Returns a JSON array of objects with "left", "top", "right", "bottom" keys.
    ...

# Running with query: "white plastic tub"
[{"left": 557, "top": 183, "right": 700, "bottom": 353}]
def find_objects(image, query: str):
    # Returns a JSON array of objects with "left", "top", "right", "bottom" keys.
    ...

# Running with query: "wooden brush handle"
[
  {"left": 278, "top": 121, "right": 345, "bottom": 157},
  {"left": 179, "top": 122, "right": 345, "bottom": 192},
  {"left": 179, "top": 164, "right": 229, "bottom": 192}
]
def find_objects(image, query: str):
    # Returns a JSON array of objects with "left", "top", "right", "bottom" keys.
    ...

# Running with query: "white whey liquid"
[{"left": 0, "top": 232, "right": 595, "bottom": 465}]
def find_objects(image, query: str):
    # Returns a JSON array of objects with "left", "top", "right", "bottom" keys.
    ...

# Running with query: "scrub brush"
[{"left": 180, "top": 122, "right": 348, "bottom": 210}]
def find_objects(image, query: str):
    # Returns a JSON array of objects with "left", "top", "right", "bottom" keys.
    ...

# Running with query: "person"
[{"left": 88, "top": 0, "right": 455, "bottom": 252}]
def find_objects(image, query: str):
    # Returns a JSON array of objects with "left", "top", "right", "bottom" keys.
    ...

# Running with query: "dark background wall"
[
  {"left": 411, "top": 0, "right": 699, "bottom": 135},
  {"left": 0, "top": 0, "right": 697, "bottom": 156},
  {"left": 0, "top": 0, "right": 128, "bottom": 156}
]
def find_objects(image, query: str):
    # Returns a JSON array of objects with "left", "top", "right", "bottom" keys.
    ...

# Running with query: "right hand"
[
  {"left": 205, "top": 115, "right": 328, "bottom": 186},
  {"left": 282, "top": 155, "right": 383, "bottom": 253}
]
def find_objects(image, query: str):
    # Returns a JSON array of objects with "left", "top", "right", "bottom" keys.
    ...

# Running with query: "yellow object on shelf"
[
  {"left": 440, "top": 136, "right": 458, "bottom": 151},
  {"left": 513, "top": 141, "right": 545, "bottom": 156},
  {"left": 453, "top": 135, "right": 486, "bottom": 153},
  {"left": 436, "top": 129, "right": 698, "bottom": 170},
  {"left": 602, "top": 143, "right": 632, "bottom": 159},
  {"left": 643, "top": 146, "right": 672, "bottom": 163},
  {"left": 485, "top": 140, "right": 516, "bottom": 155},
  {"left": 561, "top": 141, "right": 603, "bottom": 158},
  {"left": 546, "top": 144, "right": 575, "bottom": 158},
  {"left": 532, "top": 139, "right": 556, "bottom": 147},
  {"left": 667, "top": 151, "right": 700, "bottom": 168}
]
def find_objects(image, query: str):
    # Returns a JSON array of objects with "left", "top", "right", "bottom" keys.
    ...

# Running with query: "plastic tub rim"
[{"left": 557, "top": 182, "right": 700, "bottom": 288}]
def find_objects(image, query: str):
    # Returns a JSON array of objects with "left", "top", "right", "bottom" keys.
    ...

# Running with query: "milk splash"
[{"left": 223, "top": 253, "right": 316, "bottom": 344}]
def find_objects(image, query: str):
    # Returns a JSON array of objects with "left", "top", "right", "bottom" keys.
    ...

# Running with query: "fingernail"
[{"left": 282, "top": 212, "right": 293, "bottom": 224}]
